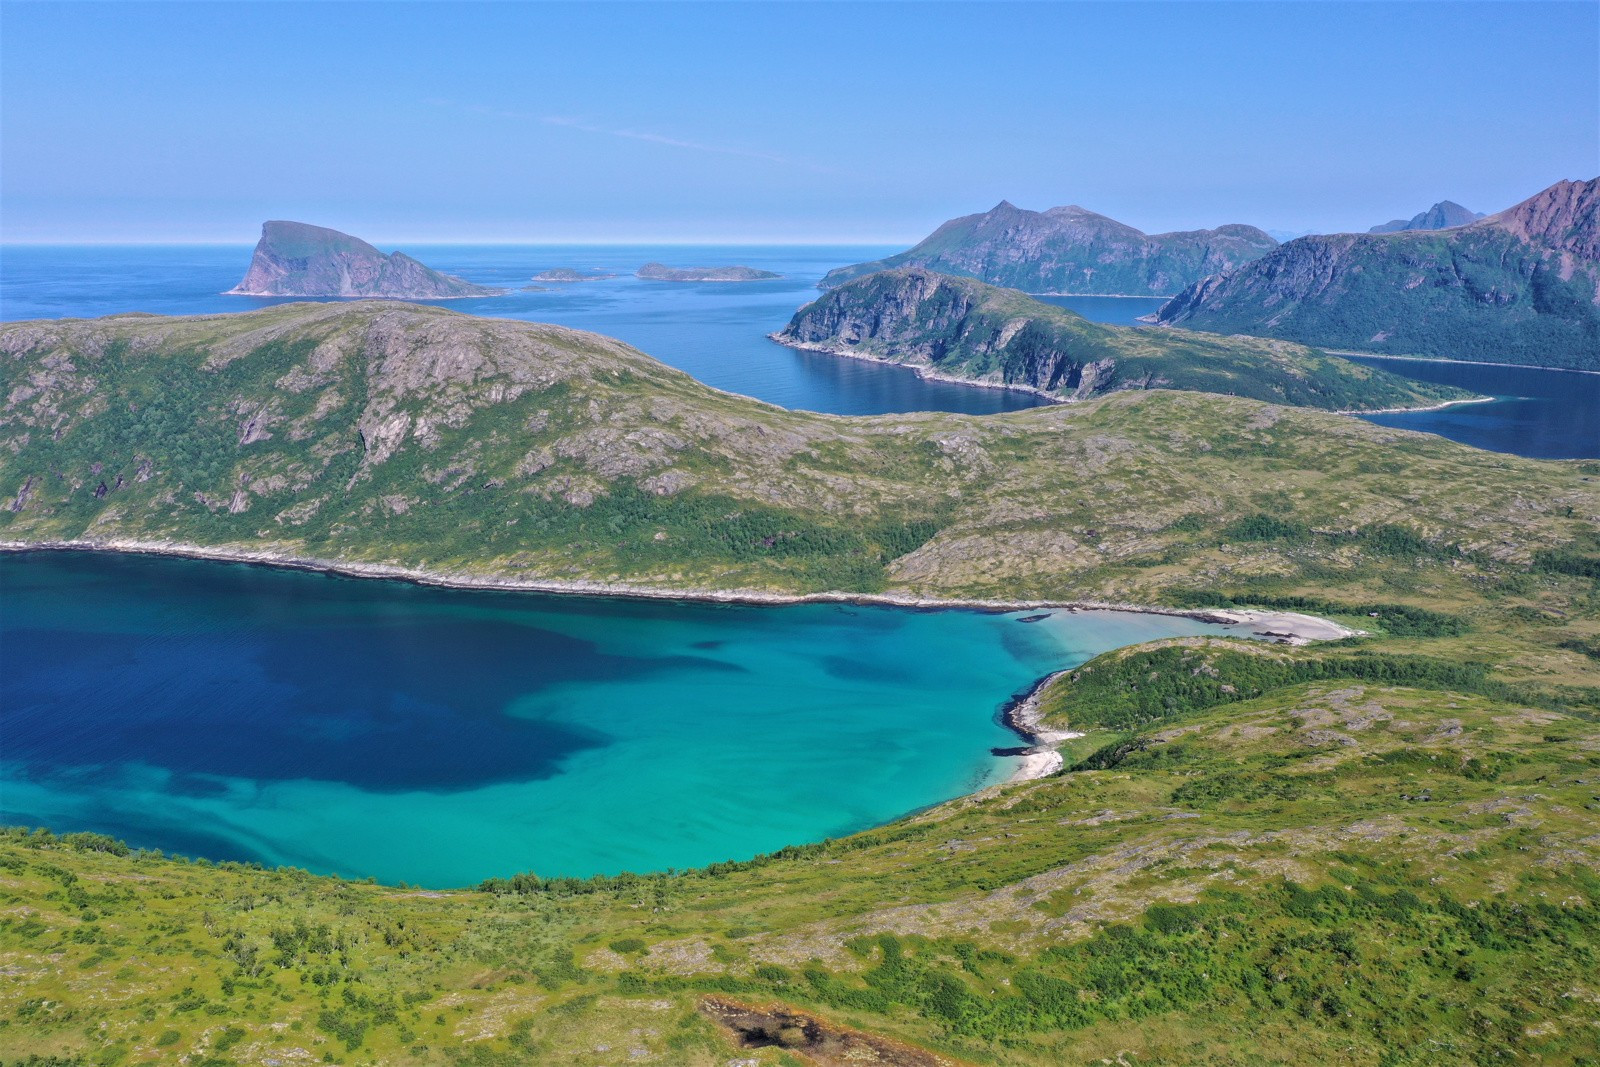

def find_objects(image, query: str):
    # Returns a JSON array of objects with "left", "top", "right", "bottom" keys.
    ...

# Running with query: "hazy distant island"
[
  {"left": 776, "top": 268, "right": 1471, "bottom": 411},
  {"left": 636, "top": 261, "right": 781, "bottom": 282},
  {"left": 1156, "top": 178, "right": 1600, "bottom": 370},
  {"left": 531, "top": 268, "right": 618, "bottom": 282},
  {"left": 1368, "top": 200, "right": 1485, "bottom": 233},
  {"left": 820, "top": 201, "right": 1279, "bottom": 296},
  {"left": 227, "top": 220, "right": 506, "bottom": 299}
]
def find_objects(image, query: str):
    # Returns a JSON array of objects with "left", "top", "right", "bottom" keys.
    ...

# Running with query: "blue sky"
[{"left": 2, "top": 1, "right": 1596, "bottom": 243}]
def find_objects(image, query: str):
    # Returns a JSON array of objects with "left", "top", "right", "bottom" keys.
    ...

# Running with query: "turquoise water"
[{"left": 0, "top": 551, "right": 1254, "bottom": 887}]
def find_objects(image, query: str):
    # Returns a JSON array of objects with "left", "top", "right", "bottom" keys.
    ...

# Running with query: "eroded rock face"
[
  {"left": 1156, "top": 178, "right": 1600, "bottom": 369},
  {"left": 820, "top": 201, "right": 1278, "bottom": 295},
  {"left": 776, "top": 268, "right": 1464, "bottom": 410},
  {"left": 228, "top": 221, "right": 505, "bottom": 299}
]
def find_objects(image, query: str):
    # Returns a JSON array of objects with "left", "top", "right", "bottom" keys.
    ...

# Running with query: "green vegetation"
[
  {"left": 3, "top": 302, "right": 1600, "bottom": 1064},
  {"left": 780, "top": 268, "right": 1470, "bottom": 410},
  {"left": 1159, "top": 229, "right": 1600, "bottom": 370}
]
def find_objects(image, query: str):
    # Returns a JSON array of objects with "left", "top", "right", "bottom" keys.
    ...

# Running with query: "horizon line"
[{"left": 0, "top": 237, "right": 916, "bottom": 248}]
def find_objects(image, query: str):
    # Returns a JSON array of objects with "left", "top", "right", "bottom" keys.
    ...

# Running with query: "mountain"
[
  {"left": 777, "top": 269, "right": 1469, "bottom": 411},
  {"left": 1155, "top": 178, "right": 1600, "bottom": 369},
  {"left": 227, "top": 220, "right": 505, "bottom": 299},
  {"left": 4, "top": 302, "right": 1600, "bottom": 1066},
  {"left": 1368, "top": 200, "right": 1485, "bottom": 233},
  {"left": 636, "top": 262, "right": 780, "bottom": 281},
  {"left": 819, "top": 201, "right": 1279, "bottom": 295}
]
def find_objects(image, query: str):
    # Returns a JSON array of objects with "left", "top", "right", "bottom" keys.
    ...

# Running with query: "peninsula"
[
  {"left": 777, "top": 268, "right": 1471, "bottom": 411},
  {"left": 227, "top": 220, "right": 506, "bottom": 299},
  {"left": 820, "top": 200, "right": 1279, "bottom": 295}
]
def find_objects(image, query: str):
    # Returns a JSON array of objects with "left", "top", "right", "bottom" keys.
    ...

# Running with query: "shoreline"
[
  {"left": 2, "top": 539, "right": 1358, "bottom": 791},
  {"left": 1328, "top": 349, "right": 1600, "bottom": 377},
  {"left": 1337, "top": 394, "right": 1498, "bottom": 416},
  {"left": 768, "top": 333, "right": 1065, "bottom": 403},
  {"left": 773, "top": 333, "right": 1494, "bottom": 416},
  {"left": 995, "top": 671, "right": 1082, "bottom": 783},
  {"left": 0, "top": 538, "right": 1354, "bottom": 632}
]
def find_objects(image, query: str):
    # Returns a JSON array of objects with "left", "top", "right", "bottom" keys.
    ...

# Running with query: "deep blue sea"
[
  {"left": 3, "top": 243, "right": 1590, "bottom": 456},
  {"left": 0, "top": 551, "right": 1258, "bottom": 887}
]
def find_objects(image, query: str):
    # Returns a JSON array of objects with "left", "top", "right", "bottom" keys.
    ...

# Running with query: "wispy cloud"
[{"left": 430, "top": 99, "right": 839, "bottom": 174}]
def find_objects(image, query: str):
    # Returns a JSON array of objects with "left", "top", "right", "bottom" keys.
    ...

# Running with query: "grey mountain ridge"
[
  {"left": 1368, "top": 200, "right": 1485, "bottom": 234},
  {"left": 820, "top": 200, "right": 1279, "bottom": 296}
]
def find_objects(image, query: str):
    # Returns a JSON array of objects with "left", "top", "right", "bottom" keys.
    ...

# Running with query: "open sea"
[{"left": 1, "top": 243, "right": 1593, "bottom": 886}]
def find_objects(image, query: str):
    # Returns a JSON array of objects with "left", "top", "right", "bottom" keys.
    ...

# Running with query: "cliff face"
[
  {"left": 1368, "top": 200, "right": 1484, "bottom": 233},
  {"left": 777, "top": 268, "right": 1466, "bottom": 411},
  {"left": 228, "top": 221, "right": 505, "bottom": 299},
  {"left": 819, "top": 202, "right": 1278, "bottom": 296},
  {"left": 1157, "top": 179, "right": 1600, "bottom": 370}
]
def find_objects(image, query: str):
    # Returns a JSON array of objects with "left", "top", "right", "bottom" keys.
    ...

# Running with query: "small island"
[
  {"left": 637, "top": 261, "right": 781, "bottom": 282},
  {"left": 227, "top": 221, "right": 505, "bottom": 299},
  {"left": 531, "top": 268, "right": 617, "bottom": 282}
]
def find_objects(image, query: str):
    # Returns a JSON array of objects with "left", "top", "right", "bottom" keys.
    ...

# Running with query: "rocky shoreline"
[
  {"left": 768, "top": 332, "right": 1064, "bottom": 402},
  {"left": 772, "top": 332, "right": 1480, "bottom": 416},
  {"left": 994, "top": 671, "right": 1081, "bottom": 782}
]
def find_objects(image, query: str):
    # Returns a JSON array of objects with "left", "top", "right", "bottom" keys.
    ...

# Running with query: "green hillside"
[{"left": 3, "top": 302, "right": 1600, "bottom": 1065}]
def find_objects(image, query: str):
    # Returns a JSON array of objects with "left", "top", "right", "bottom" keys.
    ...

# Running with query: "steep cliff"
[
  {"left": 777, "top": 269, "right": 1467, "bottom": 410},
  {"left": 1156, "top": 179, "right": 1600, "bottom": 369},
  {"left": 228, "top": 221, "right": 505, "bottom": 299},
  {"left": 820, "top": 201, "right": 1278, "bottom": 295}
]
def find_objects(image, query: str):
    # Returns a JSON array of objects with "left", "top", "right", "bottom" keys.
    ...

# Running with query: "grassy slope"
[
  {"left": 780, "top": 270, "right": 1468, "bottom": 411},
  {"left": 3, "top": 303, "right": 1600, "bottom": 1065}
]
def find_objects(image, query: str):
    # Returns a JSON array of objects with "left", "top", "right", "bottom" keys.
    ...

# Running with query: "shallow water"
[{"left": 0, "top": 551, "right": 1258, "bottom": 887}]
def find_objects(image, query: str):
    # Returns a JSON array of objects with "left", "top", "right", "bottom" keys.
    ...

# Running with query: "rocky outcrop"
[
  {"left": 1368, "top": 201, "right": 1484, "bottom": 233},
  {"left": 776, "top": 269, "right": 1468, "bottom": 411},
  {"left": 532, "top": 269, "right": 617, "bottom": 282},
  {"left": 1155, "top": 178, "right": 1600, "bottom": 370},
  {"left": 228, "top": 221, "right": 505, "bottom": 299},
  {"left": 819, "top": 202, "right": 1278, "bottom": 296},
  {"left": 636, "top": 263, "right": 780, "bottom": 282}
]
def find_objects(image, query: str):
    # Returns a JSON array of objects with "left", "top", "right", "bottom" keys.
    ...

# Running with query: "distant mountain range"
[
  {"left": 775, "top": 267, "right": 1466, "bottom": 411},
  {"left": 1369, "top": 200, "right": 1485, "bottom": 234},
  {"left": 1154, "top": 178, "right": 1600, "bottom": 370},
  {"left": 819, "top": 201, "right": 1279, "bottom": 296},
  {"left": 228, "top": 221, "right": 504, "bottom": 299}
]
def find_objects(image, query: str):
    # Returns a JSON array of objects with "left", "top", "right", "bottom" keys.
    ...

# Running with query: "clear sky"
[{"left": 2, "top": 1, "right": 1596, "bottom": 244}]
